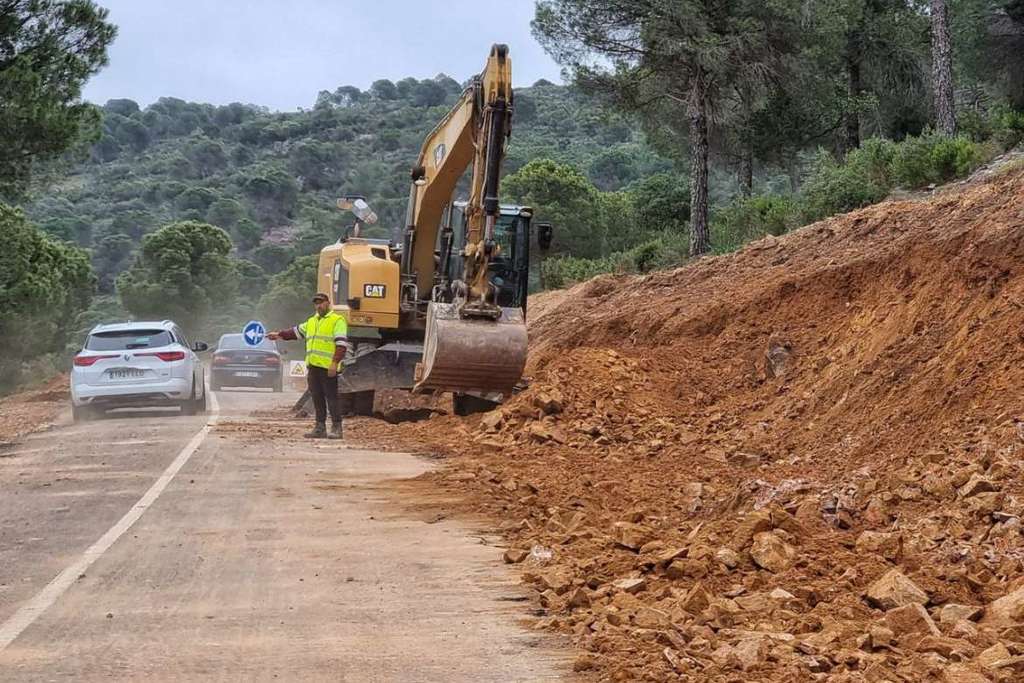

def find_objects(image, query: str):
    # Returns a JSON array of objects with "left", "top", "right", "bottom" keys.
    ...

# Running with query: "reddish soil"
[
  {"left": 349, "top": 164, "right": 1024, "bottom": 681},
  {"left": 0, "top": 375, "right": 68, "bottom": 447}
]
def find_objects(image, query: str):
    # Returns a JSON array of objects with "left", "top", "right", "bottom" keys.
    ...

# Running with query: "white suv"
[{"left": 70, "top": 320, "right": 209, "bottom": 421}]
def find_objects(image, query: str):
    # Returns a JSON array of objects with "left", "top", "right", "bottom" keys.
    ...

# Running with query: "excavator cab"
[{"left": 442, "top": 202, "right": 533, "bottom": 312}]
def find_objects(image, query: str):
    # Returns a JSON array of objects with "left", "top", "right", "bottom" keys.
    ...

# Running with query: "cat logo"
[{"left": 363, "top": 283, "right": 387, "bottom": 298}]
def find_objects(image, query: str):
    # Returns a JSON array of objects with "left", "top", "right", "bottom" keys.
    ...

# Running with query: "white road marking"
[{"left": 0, "top": 392, "right": 220, "bottom": 652}]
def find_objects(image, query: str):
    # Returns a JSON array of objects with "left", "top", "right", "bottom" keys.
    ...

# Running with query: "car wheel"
[
  {"left": 195, "top": 381, "right": 208, "bottom": 413},
  {"left": 181, "top": 382, "right": 198, "bottom": 415}
]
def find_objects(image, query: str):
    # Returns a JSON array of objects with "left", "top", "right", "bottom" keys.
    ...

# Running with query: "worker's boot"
[
  {"left": 327, "top": 422, "right": 343, "bottom": 440},
  {"left": 304, "top": 422, "right": 327, "bottom": 439}
]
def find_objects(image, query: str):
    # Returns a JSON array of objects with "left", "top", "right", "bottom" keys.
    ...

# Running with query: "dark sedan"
[{"left": 210, "top": 334, "right": 283, "bottom": 391}]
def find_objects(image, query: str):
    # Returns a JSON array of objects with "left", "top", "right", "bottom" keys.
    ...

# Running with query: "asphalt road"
[{"left": 0, "top": 388, "right": 563, "bottom": 681}]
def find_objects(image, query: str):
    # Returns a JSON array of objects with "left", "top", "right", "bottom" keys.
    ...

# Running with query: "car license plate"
[
  {"left": 235, "top": 371, "right": 259, "bottom": 378},
  {"left": 109, "top": 368, "right": 145, "bottom": 380}
]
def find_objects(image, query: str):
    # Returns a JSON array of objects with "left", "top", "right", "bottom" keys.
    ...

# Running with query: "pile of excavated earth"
[
  {"left": 0, "top": 375, "right": 67, "bottom": 446},
  {"left": 351, "top": 162, "right": 1024, "bottom": 681}
]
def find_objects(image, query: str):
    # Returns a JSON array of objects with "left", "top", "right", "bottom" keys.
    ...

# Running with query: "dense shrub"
[
  {"left": 799, "top": 133, "right": 993, "bottom": 222},
  {"left": 890, "top": 133, "right": 988, "bottom": 188},
  {"left": 541, "top": 254, "right": 620, "bottom": 289},
  {"left": 540, "top": 233, "right": 690, "bottom": 288},
  {"left": 799, "top": 140, "right": 895, "bottom": 222},
  {"left": 711, "top": 194, "right": 798, "bottom": 254}
]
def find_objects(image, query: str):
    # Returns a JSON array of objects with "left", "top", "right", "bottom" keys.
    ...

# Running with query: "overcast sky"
[{"left": 82, "top": 0, "right": 564, "bottom": 112}]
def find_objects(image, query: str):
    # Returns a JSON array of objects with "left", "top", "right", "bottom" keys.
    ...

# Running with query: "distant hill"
[{"left": 26, "top": 77, "right": 671, "bottom": 292}]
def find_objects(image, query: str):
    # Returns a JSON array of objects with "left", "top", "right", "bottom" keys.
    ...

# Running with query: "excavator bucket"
[{"left": 414, "top": 302, "right": 528, "bottom": 395}]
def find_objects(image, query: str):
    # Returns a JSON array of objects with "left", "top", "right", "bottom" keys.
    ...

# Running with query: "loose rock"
[
  {"left": 865, "top": 569, "right": 929, "bottom": 611},
  {"left": 750, "top": 531, "right": 797, "bottom": 573}
]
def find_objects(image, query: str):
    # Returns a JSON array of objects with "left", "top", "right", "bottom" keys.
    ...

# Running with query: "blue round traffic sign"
[{"left": 243, "top": 320, "right": 266, "bottom": 347}]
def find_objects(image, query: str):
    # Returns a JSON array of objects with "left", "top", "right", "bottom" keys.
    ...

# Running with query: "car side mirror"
[
  {"left": 193, "top": 341, "right": 209, "bottom": 352},
  {"left": 537, "top": 222, "right": 553, "bottom": 251}
]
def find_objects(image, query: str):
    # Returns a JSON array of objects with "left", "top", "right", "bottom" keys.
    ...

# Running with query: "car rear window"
[
  {"left": 86, "top": 330, "right": 174, "bottom": 351},
  {"left": 218, "top": 334, "right": 277, "bottom": 351}
]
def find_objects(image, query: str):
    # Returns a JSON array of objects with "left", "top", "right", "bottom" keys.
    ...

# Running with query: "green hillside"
[{"left": 25, "top": 78, "right": 672, "bottom": 292}]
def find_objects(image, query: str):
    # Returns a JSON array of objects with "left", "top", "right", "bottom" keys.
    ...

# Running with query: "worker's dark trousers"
[{"left": 307, "top": 365, "right": 341, "bottom": 425}]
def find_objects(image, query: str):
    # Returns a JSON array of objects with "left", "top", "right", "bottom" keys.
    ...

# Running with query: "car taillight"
[
  {"left": 73, "top": 354, "right": 116, "bottom": 367},
  {"left": 213, "top": 354, "right": 229, "bottom": 365},
  {"left": 138, "top": 351, "right": 186, "bottom": 362},
  {"left": 264, "top": 355, "right": 280, "bottom": 366}
]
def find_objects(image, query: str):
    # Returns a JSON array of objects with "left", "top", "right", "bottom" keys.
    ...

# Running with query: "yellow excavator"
[{"left": 313, "top": 44, "right": 553, "bottom": 415}]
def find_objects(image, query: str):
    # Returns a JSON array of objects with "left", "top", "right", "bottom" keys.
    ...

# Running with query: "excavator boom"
[{"left": 404, "top": 44, "right": 527, "bottom": 396}]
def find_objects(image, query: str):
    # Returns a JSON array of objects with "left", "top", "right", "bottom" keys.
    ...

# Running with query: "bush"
[
  {"left": 958, "top": 106, "right": 1024, "bottom": 150},
  {"left": 539, "top": 233, "right": 690, "bottom": 289},
  {"left": 0, "top": 204, "right": 95, "bottom": 391},
  {"left": 541, "top": 254, "right": 619, "bottom": 289},
  {"left": 257, "top": 254, "right": 318, "bottom": 329},
  {"left": 890, "top": 133, "right": 988, "bottom": 188},
  {"left": 711, "top": 194, "right": 798, "bottom": 254},
  {"left": 623, "top": 233, "right": 690, "bottom": 273},
  {"left": 799, "top": 142, "right": 895, "bottom": 222},
  {"left": 991, "top": 107, "right": 1024, "bottom": 150},
  {"left": 799, "top": 134, "right": 992, "bottom": 222}
]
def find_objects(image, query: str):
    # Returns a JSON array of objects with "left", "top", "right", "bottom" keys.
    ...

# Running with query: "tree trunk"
[
  {"left": 931, "top": 0, "right": 956, "bottom": 135},
  {"left": 688, "top": 79, "right": 710, "bottom": 257},
  {"left": 844, "top": 44, "right": 862, "bottom": 153},
  {"left": 739, "top": 151, "right": 753, "bottom": 198},
  {"left": 738, "top": 88, "right": 754, "bottom": 197},
  {"left": 787, "top": 157, "right": 801, "bottom": 194}
]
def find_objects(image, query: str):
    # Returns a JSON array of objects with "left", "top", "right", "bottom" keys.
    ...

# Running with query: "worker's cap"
[{"left": 311, "top": 292, "right": 330, "bottom": 303}]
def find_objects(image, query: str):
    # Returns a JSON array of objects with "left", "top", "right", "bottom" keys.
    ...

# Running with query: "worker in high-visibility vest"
[{"left": 268, "top": 292, "right": 349, "bottom": 439}]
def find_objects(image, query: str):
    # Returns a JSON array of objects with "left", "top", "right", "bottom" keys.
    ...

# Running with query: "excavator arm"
[
  {"left": 404, "top": 43, "right": 512, "bottom": 307},
  {"left": 403, "top": 44, "right": 528, "bottom": 395}
]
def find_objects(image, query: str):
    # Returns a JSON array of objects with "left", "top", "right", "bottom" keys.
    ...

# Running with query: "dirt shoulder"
[{"left": 0, "top": 375, "right": 68, "bottom": 447}]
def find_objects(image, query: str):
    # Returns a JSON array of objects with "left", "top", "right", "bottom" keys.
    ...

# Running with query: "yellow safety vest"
[{"left": 301, "top": 312, "right": 347, "bottom": 370}]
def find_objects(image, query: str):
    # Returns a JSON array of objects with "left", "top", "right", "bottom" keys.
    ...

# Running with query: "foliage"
[
  {"left": 257, "top": 255, "right": 318, "bottom": 331},
  {"left": 711, "top": 195, "right": 798, "bottom": 254},
  {"left": 68, "top": 294, "right": 127, "bottom": 352},
  {"left": 27, "top": 82, "right": 661, "bottom": 298},
  {"left": 890, "top": 133, "right": 989, "bottom": 187},
  {"left": 116, "top": 221, "right": 239, "bottom": 332},
  {"left": 597, "top": 190, "right": 640, "bottom": 253},
  {"left": 541, "top": 254, "right": 620, "bottom": 289},
  {"left": 0, "top": 0, "right": 116, "bottom": 198},
  {"left": 12, "top": 1, "right": 1020, "bottom": 340},
  {"left": 0, "top": 203, "right": 95, "bottom": 388},
  {"left": 541, "top": 233, "right": 691, "bottom": 288},
  {"left": 504, "top": 159, "right": 605, "bottom": 258},
  {"left": 958, "top": 104, "right": 1024, "bottom": 150},
  {"left": 800, "top": 132, "right": 993, "bottom": 221},
  {"left": 623, "top": 233, "right": 690, "bottom": 273},
  {"left": 627, "top": 173, "right": 690, "bottom": 234},
  {"left": 800, "top": 140, "right": 896, "bottom": 221},
  {"left": 534, "top": 0, "right": 810, "bottom": 256}
]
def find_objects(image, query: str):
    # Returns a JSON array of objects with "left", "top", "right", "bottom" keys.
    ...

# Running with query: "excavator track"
[{"left": 414, "top": 302, "right": 527, "bottom": 395}]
